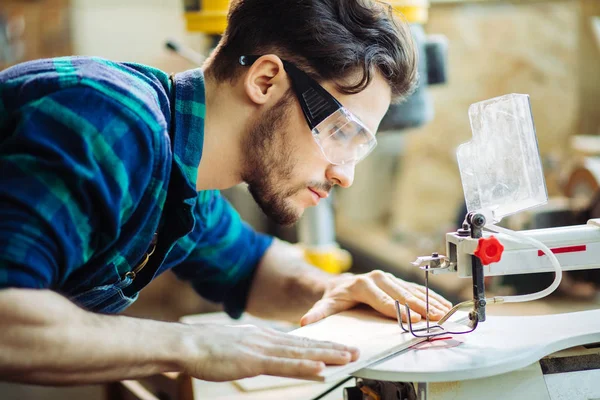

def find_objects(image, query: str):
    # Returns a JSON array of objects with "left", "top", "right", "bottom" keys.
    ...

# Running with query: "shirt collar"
[{"left": 169, "top": 68, "right": 206, "bottom": 204}]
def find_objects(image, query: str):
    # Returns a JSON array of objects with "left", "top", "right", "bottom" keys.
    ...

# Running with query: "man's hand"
[
  {"left": 183, "top": 324, "right": 359, "bottom": 381},
  {"left": 0, "top": 289, "right": 359, "bottom": 384},
  {"left": 300, "top": 270, "right": 453, "bottom": 326}
]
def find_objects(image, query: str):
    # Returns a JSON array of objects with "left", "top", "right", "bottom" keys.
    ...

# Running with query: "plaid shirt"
[{"left": 0, "top": 56, "right": 273, "bottom": 317}]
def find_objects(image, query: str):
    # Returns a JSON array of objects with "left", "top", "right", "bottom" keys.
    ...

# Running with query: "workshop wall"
[
  {"left": 390, "top": 1, "right": 580, "bottom": 239},
  {"left": 71, "top": 0, "right": 206, "bottom": 71}
]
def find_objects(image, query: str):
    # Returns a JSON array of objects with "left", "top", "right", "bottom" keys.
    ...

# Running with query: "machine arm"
[{"left": 407, "top": 215, "right": 600, "bottom": 337}]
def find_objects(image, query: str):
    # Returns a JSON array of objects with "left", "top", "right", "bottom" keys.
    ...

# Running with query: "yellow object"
[
  {"left": 304, "top": 246, "right": 352, "bottom": 275},
  {"left": 389, "top": 0, "right": 430, "bottom": 24},
  {"left": 183, "top": 0, "right": 429, "bottom": 34},
  {"left": 184, "top": 0, "right": 230, "bottom": 34}
]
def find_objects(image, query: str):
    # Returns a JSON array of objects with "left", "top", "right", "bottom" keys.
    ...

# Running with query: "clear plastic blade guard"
[{"left": 457, "top": 94, "right": 548, "bottom": 224}]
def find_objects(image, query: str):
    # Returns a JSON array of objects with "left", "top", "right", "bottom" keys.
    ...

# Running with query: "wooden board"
[
  {"left": 180, "top": 312, "right": 296, "bottom": 332},
  {"left": 182, "top": 307, "right": 467, "bottom": 385},
  {"left": 289, "top": 307, "right": 468, "bottom": 382},
  {"left": 355, "top": 309, "right": 600, "bottom": 383}
]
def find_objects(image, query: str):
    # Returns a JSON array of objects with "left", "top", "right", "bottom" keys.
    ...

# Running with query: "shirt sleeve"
[
  {"left": 0, "top": 87, "right": 155, "bottom": 290},
  {"left": 172, "top": 191, "right": 273, "bottom": 319}
]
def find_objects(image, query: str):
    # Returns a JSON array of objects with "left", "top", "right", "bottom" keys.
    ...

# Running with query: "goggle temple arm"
[
  {"left": 238, "top": 55, "right": 341, "bottom": 132},
  {"left": 281, "top": 61, "right": 342, "bottom": 131}
]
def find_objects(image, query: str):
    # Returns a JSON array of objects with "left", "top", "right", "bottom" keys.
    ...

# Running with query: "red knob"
[{"left": 474, "top": 236, "right": 504, "bottom": 265}]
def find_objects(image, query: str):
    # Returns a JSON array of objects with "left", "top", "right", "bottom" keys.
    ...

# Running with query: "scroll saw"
[{"left": 340, "top": 94, "right": 600, "bottom": 400}]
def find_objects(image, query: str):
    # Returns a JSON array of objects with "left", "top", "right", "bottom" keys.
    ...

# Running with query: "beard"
[{"left": 241, "top": 92, "right": 307, "bottom": 226}]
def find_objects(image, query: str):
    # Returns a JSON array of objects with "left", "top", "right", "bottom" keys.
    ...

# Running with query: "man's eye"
[
  {"left": 335, "top": 132, "right": 351, "bottom": 144},
  {"left": 334, "top": 126, "right": 352, "bottom": 138},
  {"left": 357, "top": 130, "right": 369, "bottom": 141}
]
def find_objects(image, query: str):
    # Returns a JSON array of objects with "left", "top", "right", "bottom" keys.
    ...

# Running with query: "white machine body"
[{"left": 439, "top": 219, "right": 600, "bottom": 278}]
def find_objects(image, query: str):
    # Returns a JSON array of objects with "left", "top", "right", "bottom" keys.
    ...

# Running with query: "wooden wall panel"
[{"left": 0, "top": 0, "right": 72, "bottom": 69}]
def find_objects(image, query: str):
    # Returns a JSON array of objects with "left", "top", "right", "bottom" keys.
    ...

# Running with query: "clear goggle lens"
[{"left": 311, "top": 108, "right": 377, "bottom": 165}]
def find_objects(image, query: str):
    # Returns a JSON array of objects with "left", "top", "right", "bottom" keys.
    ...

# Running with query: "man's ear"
[{"left": 243, "top": 55, "right": 287, "bottom": 105}]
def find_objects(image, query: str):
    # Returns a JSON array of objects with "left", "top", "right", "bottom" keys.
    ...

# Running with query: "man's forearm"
[
  {"left": 0, "top": 289, "right": 186, "bottom": 385},
  {"left": 245, "top": 239, "right": 336, "bottom": 322}
]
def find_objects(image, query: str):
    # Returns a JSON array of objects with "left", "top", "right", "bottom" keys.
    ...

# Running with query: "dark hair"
[{"left": 205, "top": 0, "right": 418, "bottom": 103}]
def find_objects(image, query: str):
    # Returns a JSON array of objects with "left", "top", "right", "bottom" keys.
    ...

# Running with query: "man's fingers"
[
  {"left": 264, "top": 345, "right": 353, "bottom": 365},
  {"left": 394, "top": 301, "right": 422, "bottom": 324},
  {"left": 399, "top": 284, "right": 450, "bottom": 318},
  {"left": 407, "top": 282, "right": 453, "bottom": 309},
  {"left": 367, "top": 273, "right": 442, "bottom": 320},
  {"left": 374, "top": 273, "right": 449, "bottom": 319},
  {"left": 404, "top": 293, "right": 443, "bottom": 319},
  {"left": 357, "top": 278, "right": 421, "bottom": 323},
  {"left": 300, "top": 298, "right": 354, "bottom": 327},
  {"left": 259, "top": 356, "right": 325, "bottom": 378},
  {"left": 272, "top": 334, "right": 360, "bottom": 360}
]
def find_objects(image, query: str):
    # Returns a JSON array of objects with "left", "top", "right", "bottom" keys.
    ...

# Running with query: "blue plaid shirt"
[{"left": 0, "top": 56, "right": 273, "bottom": 317}]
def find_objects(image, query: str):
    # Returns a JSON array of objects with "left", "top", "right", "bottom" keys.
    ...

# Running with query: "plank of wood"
[
  {"left": 289, "top": 306, "right": 468, "bottom": 382},
  {"left": 181, "top": 308, "right": 466, "bottom": 387},
  {"left": 180, "top": 312, "right": 296, "bottom": 332}
]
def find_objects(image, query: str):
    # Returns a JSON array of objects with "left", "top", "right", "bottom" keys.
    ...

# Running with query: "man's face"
[{"left": 242, "top": 72, "right": 391, "bottom": 225}]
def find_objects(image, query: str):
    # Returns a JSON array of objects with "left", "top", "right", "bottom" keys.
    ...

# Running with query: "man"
[{"left": 0, "top": 0, "right": 451, "bottom": 384}]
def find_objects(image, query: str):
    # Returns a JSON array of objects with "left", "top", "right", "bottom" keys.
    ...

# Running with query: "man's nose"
[{"left": 326, "top": 163, "right": 355, "bottom": 188}]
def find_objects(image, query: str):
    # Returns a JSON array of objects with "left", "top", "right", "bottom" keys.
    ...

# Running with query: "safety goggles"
[{"left": 239, "top": 55, "right": 377, "bottom": 165}]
